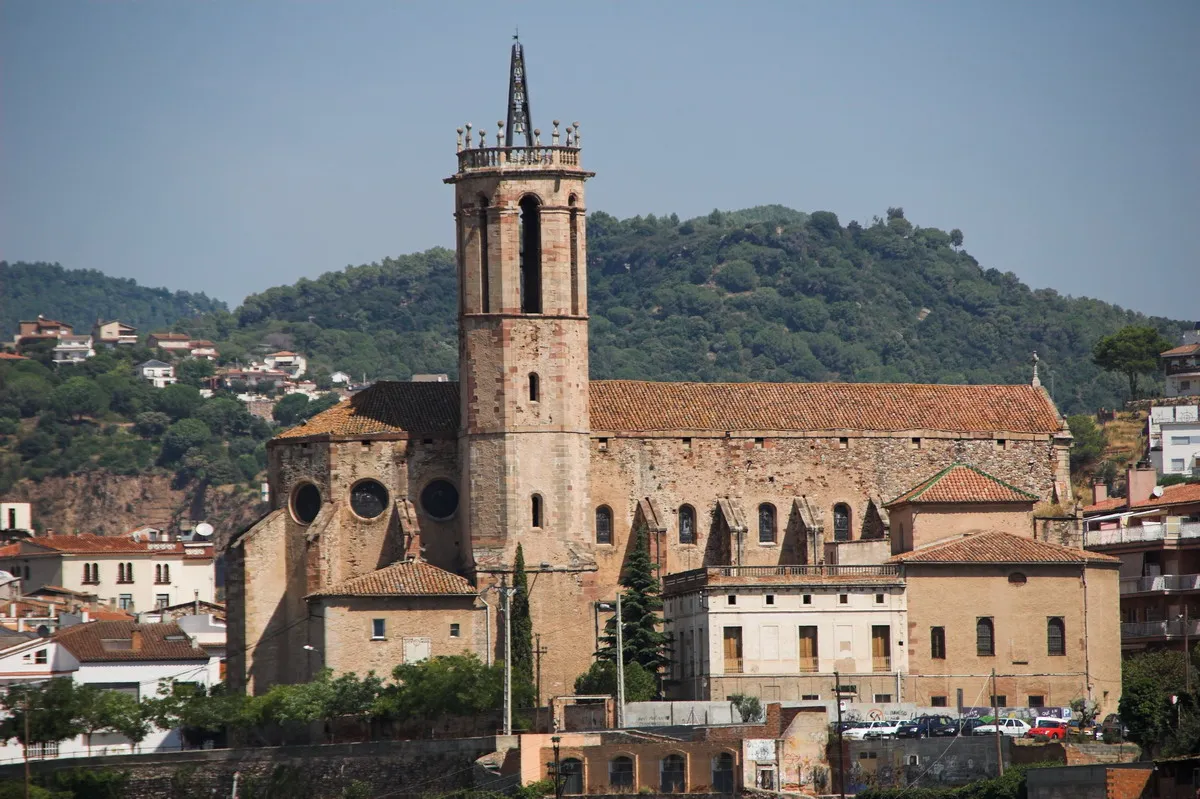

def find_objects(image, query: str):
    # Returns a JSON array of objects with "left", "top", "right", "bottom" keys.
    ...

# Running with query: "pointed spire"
[
  {"left": 506, "top": 38, "right": 533, "bottom": 147},
  {"left": 1031, "top": 351, "right": 1041, "bottom": 388}
]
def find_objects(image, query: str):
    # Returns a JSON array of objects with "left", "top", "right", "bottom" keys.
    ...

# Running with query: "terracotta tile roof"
[
  {"left": 307, "top": 560, "right": 476, "bottom": 598},
  {"left": 0, "top": 544, "right": 21, "bottom": 558},
  {"left": 1162, "top": 343, "right": 1200, "bottom": 357},
  {"left": 20, "top": 534, "right": 213, "bottom": 557},
  {"left": 277, "top": 380, "right": 1064, "bottom": 440},
  {"left": 1083, "top": 482, "right": 1200, "bottom": 514},
  {"left": 276, "top": 381, "right": 459, "bottom": 439},
  {"left": 53, "top": 621, "right": 208, "bottom": 662},
  {"left": 886, "top": 464, "right": 1040, "bottom": 507},
  {"left": 886, "top": 531, "right": 1118, "bottom": 565},
  {"left": 90, "top": 609, "right": 136, "bottom": 621},
  {"left": 149, "top": 332, "right": 190, "bottom": 341},
  {"left": 0, "top": 353, "right": 27, "bottom": 360}
]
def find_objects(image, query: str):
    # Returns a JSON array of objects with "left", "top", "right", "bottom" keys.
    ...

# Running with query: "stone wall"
[{"left": 9, "top": 737, "right": 510, "bottom": 799}]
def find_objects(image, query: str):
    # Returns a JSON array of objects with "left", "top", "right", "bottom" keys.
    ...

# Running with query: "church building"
[{"left": 227, "top": 42, "right": 1101, "bottom": 707}]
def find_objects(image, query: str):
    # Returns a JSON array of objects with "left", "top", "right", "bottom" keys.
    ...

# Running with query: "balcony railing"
[
  {"left": 456, "top": 146, "right": 581, "bottom": 172},
  {"left": 664, "top": 563, "right": 902, "bottom": 594},
  {"left": 1121, "top": 574, "right": 1200, "bottom": 594},
  {"left": 872, "top": 656, "right": 892, "bottom": 673},
  {"left": 1122, "top": 619, "right": 1200, "bottom": 640},
  {"left": 724, "top": 658, "right": 743, "bottom": 675},
  {"left": 1087, "top": 522, "right": 1200, "bottom": 548},
  {"left": 799, "top": 657, "right": 819, "bottom": 673}
]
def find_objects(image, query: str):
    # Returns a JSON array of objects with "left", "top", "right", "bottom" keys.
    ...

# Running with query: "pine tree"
[
  {"left": 510, "top": 544, "right": 536, "bottom": 708},
  {"left": 599, "top": 525, "right": 670, "bottom": 677}
]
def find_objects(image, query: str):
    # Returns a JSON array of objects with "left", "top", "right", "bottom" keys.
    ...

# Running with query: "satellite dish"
[
  {"left": 194, "top": 522, "right": 214, "bottom": 538},
  {"left": 1152, "top": 486, "right": 1165, "bottom": 498},
  {"left": 36, "top": 625, "right": 50, "bottom": 638}
]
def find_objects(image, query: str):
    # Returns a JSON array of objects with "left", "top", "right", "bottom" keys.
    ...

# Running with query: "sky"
[{"left": 2, "top": 1, "right": 1197, "bottom": 320}]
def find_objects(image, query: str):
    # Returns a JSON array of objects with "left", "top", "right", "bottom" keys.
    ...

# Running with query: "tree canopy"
[{"left": 1091, "top": 325, "right": 1174, "bottom": 399}]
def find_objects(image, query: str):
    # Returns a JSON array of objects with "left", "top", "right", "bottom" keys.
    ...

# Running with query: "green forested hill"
[
  {"left": 180, "top": 206, "right": 1184, "bottom": 415},
  {"left": 0, "top": 261, "right": 226, "bottom": 333}
]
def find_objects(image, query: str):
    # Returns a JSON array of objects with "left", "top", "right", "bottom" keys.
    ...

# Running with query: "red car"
[{"left": 1025, "top": 719, "right": 1067, "bottom": 740}]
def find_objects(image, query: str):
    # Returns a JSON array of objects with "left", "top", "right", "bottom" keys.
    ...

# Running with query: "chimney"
[
  {"left": 1127, "top": 465, "right": 1158, "bottom": 506},
  {"left": 1092, "top": 479, "right": 1108, "bottom": 505},
  {"left": 130, "top": 628, "right": 143, "bottom": 652},
  {"left": 81, "top": 609, "right": 89, "bottom": 623}
]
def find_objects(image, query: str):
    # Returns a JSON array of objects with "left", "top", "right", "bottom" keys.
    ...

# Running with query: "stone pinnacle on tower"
[{"left": 506, "top": 36, "right": 533, "bottom": 147}]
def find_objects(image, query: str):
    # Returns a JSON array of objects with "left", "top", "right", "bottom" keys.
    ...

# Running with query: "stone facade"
[{"left": 227, "top": 44, "right": 1080, "bottom": 703}]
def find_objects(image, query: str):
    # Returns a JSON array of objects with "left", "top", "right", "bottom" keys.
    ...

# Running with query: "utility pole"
[
  {"left": 1186, "top": 605, "right": 1192, "bottom": 696},
  {"left": 501, "top": 576, "right": 515, "bottom": 736},
  {"left": 993, "top": 669, "right": 1004, "bottom": 776},
  {"left": 23, "top": 691, "right": 30, "bottom": 799},
  {"left": 535, "top": 633, "right": 549, "bottom": 708},
  {"left": 551, "top": 735, "right": 564, "bottom": 799},
  {"left": 615, "top": 593, "right": 625, "bottom": 729},
  {"left": 835, "top": 670, "right": 845, "bottom": 799}
]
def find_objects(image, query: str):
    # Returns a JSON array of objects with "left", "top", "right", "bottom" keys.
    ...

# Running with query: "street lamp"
[
  {"left": 549, "top": 735, "right": 564, "bottom": 799},
  {"left": 302, "top": 644, "right": 320, "bottom": 680},
  {"left": 594, "top": 599, "right": 625, "bottom": 728}
]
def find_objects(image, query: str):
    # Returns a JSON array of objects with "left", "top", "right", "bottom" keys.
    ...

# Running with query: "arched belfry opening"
[
  {"left": 568, "top": 194, "right": 580, "bottom": 315},
  {"left": 519, "top": 195, "right": 542, "bottom": 314},
  {"left": 477, "top": 194, "right": 491, "bottom": 313}
]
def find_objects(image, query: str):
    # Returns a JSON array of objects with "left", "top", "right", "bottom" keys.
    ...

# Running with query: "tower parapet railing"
[{"left": 454, "top": 119, "right": 585, "bottom": 173}]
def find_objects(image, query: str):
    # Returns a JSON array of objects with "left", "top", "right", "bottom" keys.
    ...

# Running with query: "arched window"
[
  {"left": 1047, "top": 617, "right": 1065, "bottom": 656},
  {"left": 568, "top": 194, "right": 580, "bottom": 315},
  {"left": 529, "top": 373, "right": 540, "bottom": 403},
  {"left": 976, "top": 617, "right": 995, "bottom": 656},
  {"left": 478, "top": 195, "right": 490, "bottom": 313},
  {"left": 519, "top": 195, "right": 542, "bottom": 313},
  {"left": 833, "top": 504, "right": 851, "bottom": 542},
  {"left": 758, "top": 503, "right": 776, "bottom": 544},
  {"left": 126, "top": 562, "right": 134, "bottom": 582},
  {"left": 561, "top": 758, "right": 584, "bottom": 795},
  {"left": 596, "top": 506, "right": 613, "bottom": 545},
  {"left": 661, "top": 754, "right": 687, "bottom": 793},
  {"left": 679, "top": 504, "right": 696, "bottom": 544},
  {"left": 117, "top": 563, "right": 125, "bottom": 583},
  {"left": 930, "top": 626, "right": 946, "bottom": 660},
  {"left": 712, "top": 753, "right": 735, "bottom": 794},
  {"left": 531, "top": 495, "right": 543, "bottom": 529},
  {"left": 609, "top": 756, "right": 634, "bottom": 789}
]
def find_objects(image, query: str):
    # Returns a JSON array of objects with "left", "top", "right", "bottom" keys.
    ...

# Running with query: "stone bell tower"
[{"left": 447, "top": 39, "right": 595, "bottom": 573}]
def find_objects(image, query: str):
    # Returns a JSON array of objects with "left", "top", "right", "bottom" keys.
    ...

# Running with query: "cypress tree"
[
  {"left": 599, "top": 525, "right": 670, "bottom": 677},
  {"left": 510, "top": 544, "right": 536, "bottom": 707}
]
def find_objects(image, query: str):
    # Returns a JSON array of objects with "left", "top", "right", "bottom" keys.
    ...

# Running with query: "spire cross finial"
[{"left": 1031, "top": 351, "right": 1041, "bottom": 388}]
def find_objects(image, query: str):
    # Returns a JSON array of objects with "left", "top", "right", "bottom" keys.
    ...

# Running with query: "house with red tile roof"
[
  {"left": 2, "top": 533, "right": 215, "bottom": 616},
  {"left": 227, "top": 44, "right": 1086, "bottom": 704},
  {"left": 1162, "top": 323, "right": 1200, "bottom": 399},
  {"left": 0, "top": 619, "right": 218, "bottom": 759}
]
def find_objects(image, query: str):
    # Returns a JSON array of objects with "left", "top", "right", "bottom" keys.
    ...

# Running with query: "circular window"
[
  {"left": 292, "top": 483, "right": 322, "bottom": 525},
  {"left": 421, "top": 480, "right": 460, "bottom": 520},
  {"left": 349, "top": 479, "right": 390, "bottom": 519},
  {"left": 1008, "top": 572, "right": 1028, "bottom": 586}
]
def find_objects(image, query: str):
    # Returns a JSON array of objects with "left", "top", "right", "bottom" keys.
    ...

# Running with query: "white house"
[
  {"left": 0, "top": 502, "right": 32, "bottom": 532},
  {"left": 52, "top": 335, "right": 94, "bottom": 364},
  {"left": 1149, "top": 405, "right": 1200, "bottom": 477},
  {"left": 1162, "top": 325, "right": 1200, "bottom": 399},
  {"left": 187, "top": 340, "right": 219, "bottom": 360},
  {"left": 1, "top": 533, "right": 216, "bottom": 614},
  {"left": 663, "top": 565, "right": 908, "bottom": 703},
  {"left": 263, "top": 350, "right": 306, "bottom": 378},
  {"left": 136, "top": 360, "right": 176, "bottom": 388},
  {"left": 0, "top": 619, "right": 220, "bottom": 759}
]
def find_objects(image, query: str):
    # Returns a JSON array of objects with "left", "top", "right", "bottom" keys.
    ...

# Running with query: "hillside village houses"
[
  {"left": 136, "top": 358, "right": 176, "bottom": 388},
  {"left": 1162, "top": 323, "right": 1200, "bottom": 400},
  {"left": 228, "top": 40, "right": 1123, "bottom": 725},
  {"left": 92, "top": 319, "right": 138, "bottom": 348}
]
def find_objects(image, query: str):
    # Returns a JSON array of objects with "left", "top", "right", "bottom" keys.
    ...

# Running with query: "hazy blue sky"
[{"left": 3, "top": 2, "right": 1197, "bottom": 319}]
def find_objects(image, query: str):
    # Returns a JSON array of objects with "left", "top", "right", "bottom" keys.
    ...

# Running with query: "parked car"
[
  {"left": 833, "top": 721, "right": 863, "bottom": 734},
  {"left": 974, "top": 718, "right": 1032, "bottom": 737},
  {"left": 843, "top": 720, "right": 903, "bottom": 740},
  {"left": 958, "top": 718, "right": 990, "bottom": 737},
  {"left": 896, "top": 715, "right": 959, "bottom": 738},
  {"left": 1025, "top": 719, "right": 1067, "bottom": 740},
  {"left": 1098, "top": 714, "right": 1128, "bottom": 740},
  {"left": 1067, "top": 718, "right": 1096, "bottom": 739}
]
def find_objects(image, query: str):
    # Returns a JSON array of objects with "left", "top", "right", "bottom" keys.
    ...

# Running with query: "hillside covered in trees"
[
  {"left": 0, "top": 261, "right": 226, "bottom": 333},
  {"left": 181, "top": 205, "right": 1184, "bottom": 415}
]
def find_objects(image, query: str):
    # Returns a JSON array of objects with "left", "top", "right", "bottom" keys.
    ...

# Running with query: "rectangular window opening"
[
  {"left": 682, "top": 437, "right": 692, "bottom": 450},
  {"left": 723, "top": 626, "right": 743, "bottom": 674},
  {"left": 838, "top": 437, "right": 848, "bottom": 449},
  {"left": 873, "top": 694, "right": 893, "bottom": 703},
  {"left": 450, "top": 623, "right": 461, "bottom": 638},
  {"left": 1028, "top": 695, "right": 1045, "bottom": 708},
  {"left": 798, "top": 626, "right": 818, "bottom": 673},
  {"left": 991, "top": 695, "right": 1007, "bottom": 708},
  {"left": 875, "top": 593, "right": 884, "bottom": 604},
  {"left": 931, "top": 696, "right": 948, "bottom": 707},
  {"left": 597, "top": 437, "right": 608, "bottom": 451},
  {"left": 765, "top": 594, "right": 775, "bottom": 605},
  {"left": 839, "top": 594, "right": 848, "bottom": 604},
  {"left": 754, "top": 437, "right": 765, "bottom": 449},
  {"left": 802, "top": 594, "right": 812, "bottom": 605},
  {"left": 801, "top": 694, "right": 820, "bottom": 701},
  {"left": 727, "top": 595, "right": 737, "bottom": 606},
  {"left": 911, "top": 437, "right": 922, "bottom": 449},
  {"left": 372, "top": 619, "right": 386, "bottom": 640}
]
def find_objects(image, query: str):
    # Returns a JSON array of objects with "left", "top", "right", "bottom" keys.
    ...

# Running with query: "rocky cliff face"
[{"left": 7, "top": 472, "right": 266, "bottom": 550}]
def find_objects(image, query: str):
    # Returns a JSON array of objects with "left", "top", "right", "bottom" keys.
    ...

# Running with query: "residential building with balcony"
[
  {"left": 264, "top": 350, "right": 307, "bottom": 378},
  {"left": 1148, "top": 405, "right": 1200, "bottom": 477},
  {"left": 1083, "top": 467, "right": 1200, "bottom": 651},
  {"left": 136, "top": 359, "right": 176, "bottom": 388},
  {"left": 13, "top": 316, "right": 73, "bottom": 347},
  {"left": 91, "top": 320, "right": 138, "bottom": 348},
  {"left": 663, "top": 564, "right": 908, "bottom": 703},
  {"left": 0, "top": 533, "right": 216, "bottom": 614},
  {"left": 51, "top": 335, "right": 94, "bottom": 364},
  {"left": 147, "top": 332, "right": 191, "bottom": 351},
  {"left": 1162, "top": 324, "right": 1200, "bottom": 399}
]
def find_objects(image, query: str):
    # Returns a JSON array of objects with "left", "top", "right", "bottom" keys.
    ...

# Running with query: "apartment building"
[
  {"left": 1, "top": 533, "right": 216, "bottom": 613},
  {"left": 1162, "top": 324, "right": 1200, "bottom": 400}
]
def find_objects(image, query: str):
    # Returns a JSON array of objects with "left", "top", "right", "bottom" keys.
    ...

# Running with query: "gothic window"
[
  {"left": 758, "top": 503, "right": 776, "bottom": 544},
  {"left": 609, "top": 757, "right": 634, "bottom": 789},
  {"left": 930, "top": 627, "right": 946, "bottom": 659},
  {"left": 561, "top": 759, "right": 584, "bottom": 795},
  {"left": 977, "top": 617, "right": 995, "bottom": 656},
  {"left": 532, "top": 494, "right": 544, "bottom": 529},
  {"left": 679, "top": 504, "right": 696, "bottom": 544},
  {"left": 661, "top": 755, "right": 687, "bottom": 793},
  {"left": 596, "top": 506, "right": 613, "bottom": 544},
  {"left": 529, "top": 373, "right": 540, "bottom": 402},
  {"left": 291, "top": 483, "right": 321, "bottom": 525},
  {"left": 350, "top": 480, "right": 390, "bottom": 519},
  {"left": 569, "top": 194, "right": 580, "bottom": 316},
  {"left": 833, "top": 504, "right": 851, "bottom": 542},
  {"left": 1047, "top": 617, "right": 1065, "bottom": 656},
  {"left": 420, "top": 480, "right": 459, "bottom": 520},
  {"left": 519, "top": 195, "right": 542, "bottom": 314},
  {"left": 478, "top": 195, "right": 490, "bottom": 313}
]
